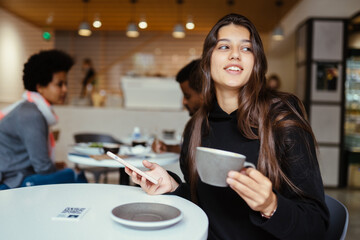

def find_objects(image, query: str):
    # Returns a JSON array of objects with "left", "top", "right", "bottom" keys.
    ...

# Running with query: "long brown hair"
[{"left": 186, "top": 13, "right": 316, "bottom": 201}]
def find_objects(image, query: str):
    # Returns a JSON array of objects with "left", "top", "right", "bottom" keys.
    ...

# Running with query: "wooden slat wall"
[
  {"left": 0, "top": 8, "right": 53, "bottom": 103},
  {"left": 55, "top": 30, "right": 205, "bottom": 103}
]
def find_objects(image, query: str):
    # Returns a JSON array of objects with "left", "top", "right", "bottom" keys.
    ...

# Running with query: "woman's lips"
[{"left": 224, "top": 64, "right": 243, "bottom": 73}]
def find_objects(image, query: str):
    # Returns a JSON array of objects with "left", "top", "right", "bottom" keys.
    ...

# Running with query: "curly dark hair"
[
  {"left": 23, "top": 49, "right": 74, "bottom": 91},
  {"left": 176, "top": 59, "right": 202, "bottom": 93}
]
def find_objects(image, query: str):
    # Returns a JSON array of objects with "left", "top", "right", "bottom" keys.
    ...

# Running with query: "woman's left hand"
[{"left": 226, "top": 168, "right": 277, "bottom": 217}]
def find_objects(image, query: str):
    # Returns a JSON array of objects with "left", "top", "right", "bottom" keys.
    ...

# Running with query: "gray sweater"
[{"left": 0, "top": 101, "right": 56, "bottom": 188}]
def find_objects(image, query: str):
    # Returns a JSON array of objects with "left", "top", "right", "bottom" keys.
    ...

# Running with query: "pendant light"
[
  {"left": 78, "top": 0, "right": 92, "bottom": 37},
  {"left": 272, "top": 26, "right": 284, "bottom": 41},
  {"left": 126, "top": 0, "right": 139, "bottom": 38},
  {"left": 93, "top": 14, "right": 102, "bottom": 28},
  {"left": 272, "top": 0, "right": 284, "bottom": 41},
  {"left": 173, "top": 0, "right": 185, "bottom": 38},
  {"left": 173, "top": 24, "right": 185, "bottom": 38},
  {"left": 127, "top": 22, "right": 139, "bottom": 37},
  {"left": 138, "top": 16, "right": 148, "bottom": 29},
  {"left": 185, "top": 16, "right": 195, "bottom": 30}
]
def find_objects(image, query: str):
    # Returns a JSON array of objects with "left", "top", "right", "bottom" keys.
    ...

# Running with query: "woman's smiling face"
[{"left": 210, "top": 23, "right": 254, "bottom": 93}]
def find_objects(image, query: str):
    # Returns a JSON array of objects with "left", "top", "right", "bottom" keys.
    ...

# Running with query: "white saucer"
[{"left": 111, "top": 202, "right": 183, "bottom": 230}]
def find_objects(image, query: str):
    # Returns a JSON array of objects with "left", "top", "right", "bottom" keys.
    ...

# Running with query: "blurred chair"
[
  {"left": 324, "top": 194, "right": 349, "bottom": 240},
  {"left": 74, "top": 133, "right": 122, "bottom": 144},
  {"left": 73, "top": 133, "right": 122, "bottom": 183}
]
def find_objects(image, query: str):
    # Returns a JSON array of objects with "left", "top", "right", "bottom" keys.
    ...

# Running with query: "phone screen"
[{"left": 106, "top": 151, "right": 158, "bottom": 185}]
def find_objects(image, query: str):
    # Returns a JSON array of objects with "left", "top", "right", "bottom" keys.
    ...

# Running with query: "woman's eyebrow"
[{"left": 217, "top": 38, "right": 251, "bottom": 43}]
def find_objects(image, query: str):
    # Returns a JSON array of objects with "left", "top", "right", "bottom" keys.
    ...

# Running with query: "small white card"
[{"left": 52, "top": 207, "right": 90, "bottom": 221}]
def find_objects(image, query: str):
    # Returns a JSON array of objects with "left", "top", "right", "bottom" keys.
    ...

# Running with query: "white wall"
[
  {"left": 281, "top": 0, "right": 359, "bottom": 37},
  {"left": 266, "top": 0, "right": 360, "bottom": 94},
  {"left": 0, "top": 8, "right": 53, "bottom": 103},
  {"left": 266, "top": 33, "right": 297, "bottom": 93}
]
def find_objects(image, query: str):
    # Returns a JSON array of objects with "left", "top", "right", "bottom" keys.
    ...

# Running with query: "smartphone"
[{"left": 106, "top": 151, "right": 159, "bottom": 185}]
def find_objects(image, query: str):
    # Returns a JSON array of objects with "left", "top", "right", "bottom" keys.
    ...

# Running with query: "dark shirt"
[{"left": 172, "top": 99, "right": 329, "bottom": 240}]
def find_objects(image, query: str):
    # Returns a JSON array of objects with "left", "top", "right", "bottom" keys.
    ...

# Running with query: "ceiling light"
[
  {"left": 46, "top": 14, "right": 54, "bottom": 25},
  {"left": 173, "top": 0, "right": 185, "bottom": 38},
  {"left": 126, "top": 22, "right": 139, "bottom": 38},
  {"left": 93, "top": 15, "right": 102, "bottom": 28},
  {"left": 127, "top": 0, "right": 139, "bottom": 37},
  {"left": 78, "top": 21, "right": 92, "bottom": 37},
  {"left": 138, "top": 17, "right": 148, "bottom": 29},
  {"left": 186, "top": 17, "right": 195, "bottom": 30},
  {"left": 272, "top": 0, "right": 284, "bottom": 41},
  {"left": 93, "top": 20, "right": 102, "bottom": 28},
  {"left": 172, "top": 23, "right": 185, "bottom": 38},
  {"left": 272, "top": 26, "right": 284, "bottom": 41},
  {"left": 78, "top": 0, "right": 92, "bottom": 37},
  {"left": 186, "top": 21, "right": 195, "bottom": 30}
]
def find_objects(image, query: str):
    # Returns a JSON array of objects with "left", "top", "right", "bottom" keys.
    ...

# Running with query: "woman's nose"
[{"left": 229, "top": 48, "right": 240, "bottom": 60}]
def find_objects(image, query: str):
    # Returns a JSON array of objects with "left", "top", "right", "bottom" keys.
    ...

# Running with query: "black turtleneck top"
[{"left": 171, "top": 99, "right": 329, "bottom": 240}]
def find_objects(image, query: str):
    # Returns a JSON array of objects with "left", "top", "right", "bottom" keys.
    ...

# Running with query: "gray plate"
[
  {"left": 111, "top": 202, "right": 183, "bottom": 230},
  {"left": 72, "top": 143, "right": 103, "bottom": 155}
]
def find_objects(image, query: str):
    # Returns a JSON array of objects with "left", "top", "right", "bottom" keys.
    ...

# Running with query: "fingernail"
[
  {"left": 226, "top": 178, "right": 233, "bottom": 184},
  {"left": 240, "top": 169, "right": 247, "bottom": 175}
]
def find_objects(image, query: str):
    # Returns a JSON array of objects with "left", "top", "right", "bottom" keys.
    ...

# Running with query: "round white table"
[
  {"left": 68, "top": 152, "right": 179, "bottom": 168},
  {"left": 0, "top": 184, "right": 208, "bottom": 240},
  {"left": 68, "top": 152, "right": 179, "bottom": 185}
]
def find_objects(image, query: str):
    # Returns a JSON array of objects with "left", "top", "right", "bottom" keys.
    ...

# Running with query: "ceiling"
[{"left": 0, "top": 0, "right": 300, "bottom": 34}]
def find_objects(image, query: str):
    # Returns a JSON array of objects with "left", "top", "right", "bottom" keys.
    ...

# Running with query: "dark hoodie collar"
[{"left": 208, "top": 98, "right": 237, "bottom": 120}]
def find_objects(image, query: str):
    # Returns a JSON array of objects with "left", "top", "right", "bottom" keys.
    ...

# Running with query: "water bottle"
[{"left": 132, "top": 127, "right": 141, "bottom": 140}]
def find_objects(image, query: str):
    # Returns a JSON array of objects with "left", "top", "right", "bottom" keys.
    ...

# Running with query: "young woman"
[
  {"left": 125, "top": 14, "right": 329, "bottom": 239},
  {"left": 0, "top": 49, "right": 87, "bottom": 190}
]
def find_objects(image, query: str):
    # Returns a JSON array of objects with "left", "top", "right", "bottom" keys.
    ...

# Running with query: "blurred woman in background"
[
  {"left": 266, "top": 73, "right": 281, "bottom": 91},
  {"left": 0, "top": 49, "right": 87, "bottom": 190},
  {"left": 80, "top": 58, "right": 96, "bottom": 97}
]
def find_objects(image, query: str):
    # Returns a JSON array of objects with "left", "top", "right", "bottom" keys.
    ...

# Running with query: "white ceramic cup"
[{"left": 195, "top": 147, "right": 255, "bottom": 187}]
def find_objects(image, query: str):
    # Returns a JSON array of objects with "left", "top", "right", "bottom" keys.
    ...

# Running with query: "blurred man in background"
[{"left": 152, "top": 59, "right": 203, "bottom": 153}]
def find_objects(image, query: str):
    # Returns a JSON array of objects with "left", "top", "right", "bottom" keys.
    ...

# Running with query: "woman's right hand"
[{"left": 124, "top": 160, "right": 179, "bottom": 195}]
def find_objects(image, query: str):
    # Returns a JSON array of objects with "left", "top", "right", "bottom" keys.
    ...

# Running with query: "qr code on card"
[{"left": 52, "top": 207, "right": 89, "bottom": 221}]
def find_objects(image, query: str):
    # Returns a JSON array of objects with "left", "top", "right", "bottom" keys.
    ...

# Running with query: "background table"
[
  {"left": 68, "top": 152, "right": 179, "bottom": 185},
  {"left": 0, "top": 184, "right": 208, "bottom": 240}
]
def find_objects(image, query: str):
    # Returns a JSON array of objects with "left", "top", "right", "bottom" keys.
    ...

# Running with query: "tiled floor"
[
  {"left": 91, "top": 172, "right": 360, "bottom": 239},
  {"left": 325, "top": 188, "right": 360, "bottom": 240}
]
